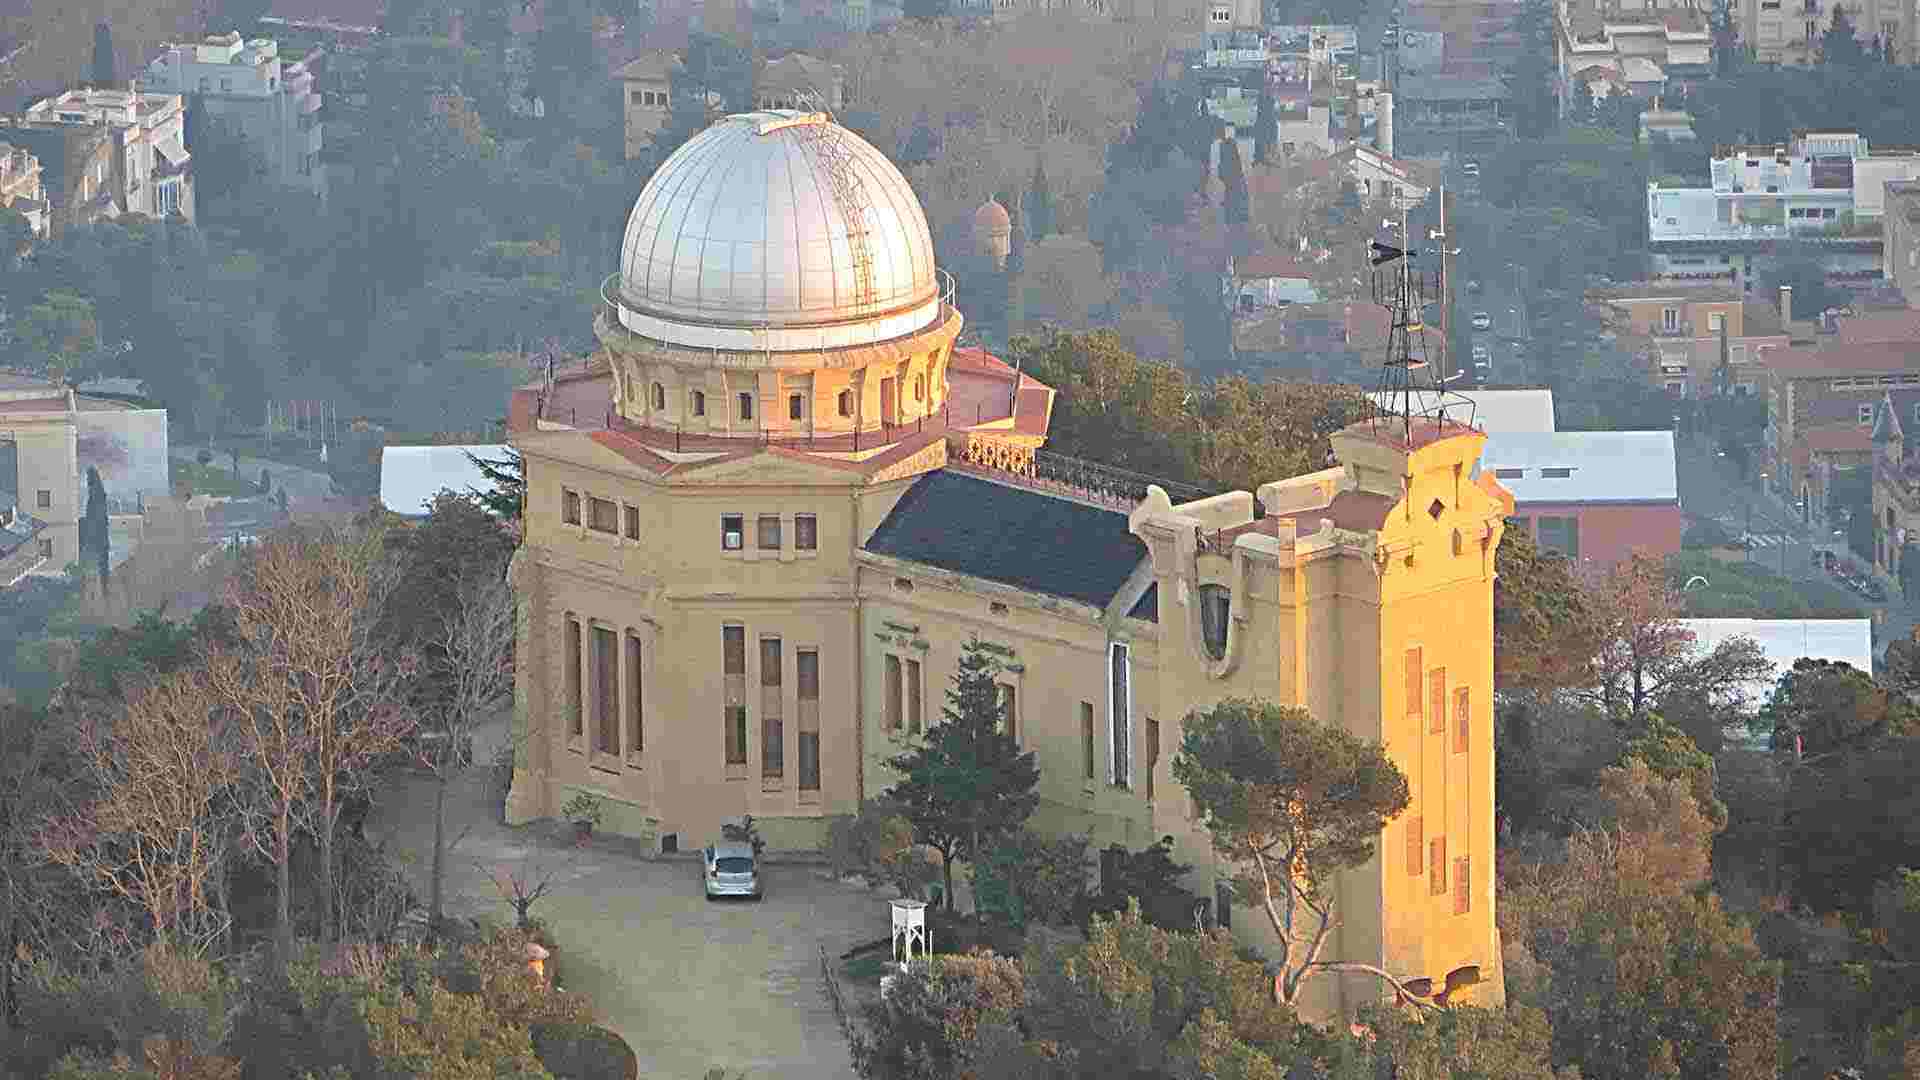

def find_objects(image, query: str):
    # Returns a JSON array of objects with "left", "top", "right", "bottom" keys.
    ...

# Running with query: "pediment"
[{"left": 668, "top": 448, "right": 866, "bottom": 486}]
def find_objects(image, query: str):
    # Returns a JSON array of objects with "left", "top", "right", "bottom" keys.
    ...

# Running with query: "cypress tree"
[
  {"left": 82, "top": 466, "right": 110, "bottom": 587},
  {"left": 1024, "top": 158, "right": 1054, "bottom": 243},
  {"left": 1254, "top": 88, "right": 1276, "bottom": 164},
  {"left": 1219, "top": 137, "right": 1249, "bottom": 226},
  {"left": 92, "top": 22, "right": 115, "bottom": 87}
]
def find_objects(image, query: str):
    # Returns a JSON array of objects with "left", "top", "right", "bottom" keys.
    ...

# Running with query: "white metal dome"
[{"left": 615, "top": 111, "right": 942, "bottom": 351}]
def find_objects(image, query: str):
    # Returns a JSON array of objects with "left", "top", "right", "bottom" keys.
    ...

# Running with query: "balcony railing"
[{"left": 1653, "top": 322, "right": 1696, "bottom": 337}]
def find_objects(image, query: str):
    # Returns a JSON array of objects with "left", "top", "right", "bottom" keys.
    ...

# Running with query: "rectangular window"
[
  {"left": 1082, "top": 702, "right": 1096, "bottom": 780},
  {"left": 1454, "top": 855, "right": 1471, "bottom": 915},
  {"left": 1454, "top": 686, "right": 1470, "bottom": 754},
  {"left": 738, "top": 391, "right": 754, "bottom": 422},
  {"left": 884, "top": 655, "right": 902, "bottom": 732},
  {"left": 761, "top": 637, "right": 784, "bottom": 779},
  {"left": 1536, "top": 516, "right": 1580, "bottom": 559},
  {"left": 1708, "top": 311, "right": 1726, "bottom": 332},
  {"left": 37, "top": 538, "right": 52, "bottom": 558},
  {"left": 906, "top": 658, "right": 923, "bottom": 733},
  {"left": 1860, "top": 403, "right": 1877, "bottom": 425},
  {"left": 758, "top": 515, "right": 782, "bottom": 551},
  {"left": 721, "top": 514, "right": 744, "bottom": 550},
  {"left": 1406, "top": 815, "right": 1423, "bottom": 877},
  {"left": 1428, "top": 668, "right": 1447, "bottom": 736},
  {"left": 626, "top": 632, "right": 644, "bottom": 758},
  {"left": 624, "top": 505, "right": 640, "bottom": 539},
  {"left": 561, "top": 489, "right": 580, "bottom": 525},
  {"left": 798, "top": 649, "right": 820, "bottom": 791},
  {"left": 593, "top": 626, "right": 617, "bottom": 754},
  {"left": 1405, "top": 647, "right": 1423, "bottom": 721},
  {"left": 1110, "top": 642, "right": 1131, "bottom": 788},
  {"left": 997, "top": 683, "right": 1017, "bottom": 742},
  {"left": 1145, "top": 718, "right": 1159, "bottom": 800},
  {"left": 723, "top": 626, "right": 747, "bottom": 766},
  {"left": 1662, "top": 307, "right": 1679, "bottom": 331},
  {"left": 789, "top": 393, "right": 804, "bottom": 421},
  {"left": 795, "top": 514, "right": 818, "bottom": 550},
  {"left": 692, "top": 390, "right": 706, "bottom": 416},
  {"left": 589, "top": 497, "right": 618, "bottom": 534},
  {"left": 565, "top": 618, "right": 583, "bottom": 739},
  {"left": 630, "top": 89, "right": 643, "bottom": 103},
  {"left": 1430, "top": 836, "right": 1447, "bottom": 897}
]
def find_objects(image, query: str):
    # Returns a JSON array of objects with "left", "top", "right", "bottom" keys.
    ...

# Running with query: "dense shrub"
[
  {"left": 973, "top": 830, "right": 1090, "bottom": 931},
  {"left": 1081, "top": 836, "right": 1200, "bottom": 932}
]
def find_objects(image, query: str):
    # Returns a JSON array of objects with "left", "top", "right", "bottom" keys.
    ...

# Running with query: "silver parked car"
[{"left": 703, "top": 841, "right": 762, "bottom": 901}]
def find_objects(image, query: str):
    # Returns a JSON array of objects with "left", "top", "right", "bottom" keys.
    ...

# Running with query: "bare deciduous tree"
[
  {"left": 422, "top": 569, "right": 517, "bottom": 930},
  {"left": 38, "top": 670, "right": 237, "bottom": 956}
]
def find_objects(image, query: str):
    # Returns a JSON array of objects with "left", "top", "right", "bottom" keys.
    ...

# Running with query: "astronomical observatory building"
[{"left": 504, "top": 110, "right": 1509, "bottom": 1018}]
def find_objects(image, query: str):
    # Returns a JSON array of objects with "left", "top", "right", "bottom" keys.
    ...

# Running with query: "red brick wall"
[{"left": 1512, "top": 502, "right": 1683, "bottom": 569}]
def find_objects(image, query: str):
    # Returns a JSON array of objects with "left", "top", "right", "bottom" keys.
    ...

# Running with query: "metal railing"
[
  {"left": 819, "top": 942, "right": 856, "bottom": 1048},
  {"left": 1024, "top": 449, "right": 1213, "bottom": 506}
]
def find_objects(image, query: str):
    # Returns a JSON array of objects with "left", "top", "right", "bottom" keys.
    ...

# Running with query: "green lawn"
[
  {"left": 171, "top": 459, "right": 261, "bottom": 499},
  {"left": 1671, "top": 551, "right": 1865, "bottom": 619}
]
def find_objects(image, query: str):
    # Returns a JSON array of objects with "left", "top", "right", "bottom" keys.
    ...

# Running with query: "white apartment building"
[
  {"left": 21, "top": 89, "right": 194, "bottom": 221},
  {"left": 138, "top": 32, "right": 325, "bottom": 200},
  {"left": 0, "top": 142, "right": 46, "bottom": 236}
]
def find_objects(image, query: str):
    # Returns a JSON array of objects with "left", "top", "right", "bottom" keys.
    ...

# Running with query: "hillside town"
[{"left": 1, "top": 0, "right": 1919, "bottom": 1076}]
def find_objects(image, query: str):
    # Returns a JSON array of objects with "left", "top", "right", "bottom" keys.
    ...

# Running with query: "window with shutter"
[
  {"left": 1454, "top": 686, "right": 1470, "bottom": 754},
  {"left": 1110, "top": 643, "right": 1131, "bottom": 788},
  {"left": 1406, "top": 816, "right": 1423, "bottom": 877},
  {"left": 1454, "top": 856, "right": 1471, "bottom": 914},
  {"left": 1428, "top": 668, "right": 1447, "bottom": 735},
  {"left": 1429, "top": 836, "right": 1447, "bottom": 896},
  {"left": 1405, "top": 648, "right": 1423, "bottom": 720}
]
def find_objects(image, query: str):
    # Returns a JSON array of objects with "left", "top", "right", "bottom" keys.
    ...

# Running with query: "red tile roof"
[
  {"left": 1767, "top": 340, "right": 1920, "bottom": 379},
  {"left": 0, "top": 395, "right": 68, "bottom": 414},
  {"left": 1799, "top": 421, "right": 1874, "bottom": 454},
  {"left": 1836, "top": 310, "right": 1920, "bottom": 345},
  {"left": 1236, "top": 249, "right": 1312, "bottom": 279}
]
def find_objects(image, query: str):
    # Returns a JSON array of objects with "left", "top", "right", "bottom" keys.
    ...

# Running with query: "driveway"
[{"left": 363, "top": 716, "right": 881, "bottom": 1080}]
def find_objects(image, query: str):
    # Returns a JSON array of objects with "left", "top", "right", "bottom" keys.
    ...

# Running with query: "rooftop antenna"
[{"left": 1369, "top": 203, "right": 1475, "bottom": 443}]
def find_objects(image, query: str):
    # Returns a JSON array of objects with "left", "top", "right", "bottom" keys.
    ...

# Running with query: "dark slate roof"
[
  {"left": 1128, "top": 582, "right": 1159, "bottom": 623},
  {"left": 864, "top": 469, "right": 1149, "bottom": 612}
]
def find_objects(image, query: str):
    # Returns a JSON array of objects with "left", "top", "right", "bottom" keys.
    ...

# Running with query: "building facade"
[
  {"left": 504, "top": 109, "right": 1508, "bottom": 1021},
  {"left": 1885, "top": 178, "right": 1920, "bottom": 306},
  {"left": 1763, "top": 310, "right": 1920, "bottom": 510},
  {"left": 11, "top": 89, "right": 193, "bottom": 222},
  {"left": 1648, "top": 133, "right": 1918, "bottom": 283},
  {"left": 1554, "top": 2, "right": 1712, "bottom": 117},
  {"left": 617, "top": 51, "right": 680, "bottom": 161},
  {"left": 1479, "top": 430, "right": 1683, "bottom": 567},
  {"left": 1590, "top": 282, "right": 1791, "bottom": 398},
  {"left": 138, "top": 32, "right": 326, "bottom": 200},
  {"left": 0, "top": 141, "right": 46, "bottom": 236},
  {"left": 1738, "top": 0, "right": 1912, "bottom": 63}
]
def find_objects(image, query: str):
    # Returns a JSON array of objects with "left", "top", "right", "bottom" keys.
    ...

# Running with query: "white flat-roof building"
[
  {"left": 1369, "top": 388, "right": 1556, "bottom": 433},
  {"left": 1679, "top": 618, "right": 1873, "bottom": 747},
  {"left": 139, "top": 32, "right": 325, "bottom": 199},
  {"left": 380, "top": 445, "right": 511, "bottom": 518},
  {"left": 1477, "top": 430, "right": 1682, "bottom": 566}
]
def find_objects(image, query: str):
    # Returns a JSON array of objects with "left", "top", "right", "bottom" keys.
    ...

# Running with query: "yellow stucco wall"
[{"left": 509, "top": 412, "right": 1510, "bottom": 1022}]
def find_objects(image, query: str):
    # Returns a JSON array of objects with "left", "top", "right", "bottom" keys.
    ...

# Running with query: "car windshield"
[{"left": 716, "top": 857, "right": 755, "bottom": 874}]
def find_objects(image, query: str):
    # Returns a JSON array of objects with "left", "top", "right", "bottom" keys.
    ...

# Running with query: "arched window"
[
  {"left": 1198, "top": 584, "right": 1230, "bottom": 661},
  {"left": 837, "top": 389, "right": 854, "bottom": 418},
  {"left": 650, "top": 382, "right": 665, "bottom": 410}
]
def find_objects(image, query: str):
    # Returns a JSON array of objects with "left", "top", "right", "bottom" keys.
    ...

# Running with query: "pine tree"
[
  {"left": 1025, "top": 158, "right": 1054, "bottom": 243},
  {"left": 883, "top": 638, "right": 1041, "bottom": 912},
  {"left": 1254, "top": 88, "right": 1276, "bottom": 164},
  {"left": 91, "top": 22, "right": 115, "bottom": 88}
]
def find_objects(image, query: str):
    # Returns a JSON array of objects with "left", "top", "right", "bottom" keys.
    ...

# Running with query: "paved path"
[
  {"left": 363, "top": 716, "right": 880, "bottom": 1080},
  {"left": 169, "top": 445, "right": 343, "bottom": 514}
]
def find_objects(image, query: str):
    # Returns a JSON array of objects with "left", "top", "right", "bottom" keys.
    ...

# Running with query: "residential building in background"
[
  {"left": 1553, "top": 2, "right": 1712, "bottom": 119},
  {"left": 755, "top": 52, "right": 843, "bottom": 111},
  {"left": 1648, "top": 133, "right": 1920, "bottom": 284},
  {"left": 1763, "top": 309, "right": 1920, "bottom": 515},
  {"left": 1478, "top": 430, "right": 1683, "bottom": 566},
  {"left": 1884, "top": 178, "right": 1920, "bottom": 306},
  {"left": 0, "top": 140, "right": 45, "bottom": 235},
  {"left": 6, "top": 88, "right": 193, "bottom": 222},
  {"left": 138, "top": 31, "right": 326, "bottom": 200},
  {"left": 505, "top": 110, "right": 1509, "bottom": 1021},
  {"left": 1739, "top": 0, "right": 1912, "bottom": 64},
  {"left": 0, "top": 121, "right": 115, "bottom": 234},
  {"left": 1590, "top": 282, "right": 1791, "bottom": 399},
  {"left": 618, "top": 50, "right": 680, "bottom": 161}
]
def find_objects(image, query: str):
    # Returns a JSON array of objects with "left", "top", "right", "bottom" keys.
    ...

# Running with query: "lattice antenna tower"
[
  {"left": 790, "top": 94, "right": 877, "bottom": 310},
  {"left": 1368, "top": 205, "right": 1468, "bottom": 443}
]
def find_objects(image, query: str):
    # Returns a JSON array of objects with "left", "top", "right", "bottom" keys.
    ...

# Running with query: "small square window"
[
  {"left": 631, "top": 89, "right": 644, "bottom": 104},
  {"left": 795, "top": 513, "right": 818, "bottom": 550},
  {"left": 692, "top": 390, "right": 706, "bottom": 416},
  {"left": 1861, "top": 403, "right": 1876, "bottom": 424},
  {"left": 35, "top": 489, "right": 51, "bottom": 509},
  {"left": 738, "top": 392, "right": 755, "bottom": 421},
  {"left": 722, "top": 514, "right": 744, "bottom": 550},
  {"left": 37, "top": 538, "right": 53, "bottom": 558},
  {"left": 561, "top": 489, "right": 581, "bottom": 525},
  {"left": 758, "top": 515, "right": 782, "bottom": 550},
  {"left": 624, "top": 504, "right": 640, "bottom": 539}
]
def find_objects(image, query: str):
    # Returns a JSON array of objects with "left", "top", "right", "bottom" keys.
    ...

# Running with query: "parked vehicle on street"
[
  {"left": 1471, "top": 311, "right": 1492, "bottom": 330},
  {"left": 704, "top": 840, "right": 762, "bottom": 901}
]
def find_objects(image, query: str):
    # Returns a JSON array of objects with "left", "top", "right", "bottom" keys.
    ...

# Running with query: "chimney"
[
  {"left": 1778, "top": 283, "right": 1792, "bottom": 320},
  {"left": 1376, "top": 91, "right": 1393, "bottom": 158}
]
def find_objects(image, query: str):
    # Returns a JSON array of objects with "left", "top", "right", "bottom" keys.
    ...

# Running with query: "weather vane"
[{"left": 1369, "top": 206, "right": 1474, "bottom": 445}]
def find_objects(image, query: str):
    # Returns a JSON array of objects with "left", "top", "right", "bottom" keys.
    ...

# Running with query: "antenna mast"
[{"left": 1369, "top": 203, "right": 1475, "bottom": 442}]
